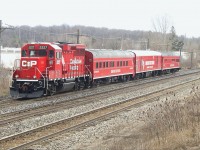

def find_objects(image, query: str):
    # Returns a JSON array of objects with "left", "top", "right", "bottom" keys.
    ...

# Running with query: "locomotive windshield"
[{"left": 29, "top": 50, "right": 47, "bottom": 57}]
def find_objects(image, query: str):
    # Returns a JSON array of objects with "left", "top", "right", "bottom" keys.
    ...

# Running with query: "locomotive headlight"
[
  {"left": 15, "top": 75, "right": 19, "bottom": 78},
  {"left": 33, "top": 75, "right": 37, "bottom": 79}
]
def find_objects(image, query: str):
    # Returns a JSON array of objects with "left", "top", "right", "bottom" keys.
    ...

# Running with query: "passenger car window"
[
  {"left": 96, "top": 62, "right": 98, "bottom": 68},
  {"left": 106, "top": 62, "right": 108, "bottom": 67},
  {"left": 99, "top": 62, "right": 102, "bottom": 68}
]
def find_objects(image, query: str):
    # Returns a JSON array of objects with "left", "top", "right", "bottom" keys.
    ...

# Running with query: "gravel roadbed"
[
  {"left": 0, "top": 74, "right": 199, "bottom": 140},
  {"left": 29, "top": 78, "right": 200, "bottom": 150},
  {"left": 1, "top": 70, "right": 198, "bottom": 115}
]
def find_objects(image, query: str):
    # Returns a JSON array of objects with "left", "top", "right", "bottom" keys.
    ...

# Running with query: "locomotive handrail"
[
  {"left": 12, "top": 59, "right": 21, "bottom": 75},
  {"left": 14, "top": 59, "right": 21, "bottom": 70},
  {"left": 44, "top": 66, "right": 51, "bottom": 95},
  {"left": 85, "top": 65, "right": 92, "bottom": 78},
  {"left": 35, "top": 67, "right": 45, "bottom": 88},
  {"left": 10, "top": 59, "right": 21, "bottom": 86}
]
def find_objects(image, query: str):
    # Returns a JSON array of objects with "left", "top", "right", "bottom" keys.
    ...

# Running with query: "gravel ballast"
[
  {"left": 0, "top": 74, "right": 199, "bottom": 139},
  {"left": 29, "top": 79, "right": 200, "bottom": 150}
]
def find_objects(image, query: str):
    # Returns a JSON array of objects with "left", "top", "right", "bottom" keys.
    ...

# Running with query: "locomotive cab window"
[
  {"left": 49, "top": 50, "right": 54, "bottom": 58},
  {"left": 21, "top": 50, "right": 27, "bottom": 57},
  {"left": 56, "top": 52, "right": 62, "bottom": 59}
]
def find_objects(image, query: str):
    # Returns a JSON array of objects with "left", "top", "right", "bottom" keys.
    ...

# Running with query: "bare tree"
[
  {"left": 152, "top": 15, "right": 172, "bottom": 50},
  {"left": 152, "top": 15, "right": 171, "bottom": 34}
]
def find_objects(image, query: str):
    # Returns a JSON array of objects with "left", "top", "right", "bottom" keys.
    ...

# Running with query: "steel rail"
[{"left": 0, "top": 70, "right": 200, "bottom": 126}]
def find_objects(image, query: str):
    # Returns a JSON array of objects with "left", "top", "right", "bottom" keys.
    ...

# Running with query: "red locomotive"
[{"left": 10, "top": 42, "right": 180, "bottom": 99}]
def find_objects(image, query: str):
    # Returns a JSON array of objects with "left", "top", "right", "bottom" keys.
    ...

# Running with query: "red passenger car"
[
  {"left": 85, "top": 49, "right": 135, "bottom": 83},
  {"left": 161, "top": 52, "right": 180, "bottom": 73},
  {"left": 128, "top": 50, "right": 162, "bottom": 78}
]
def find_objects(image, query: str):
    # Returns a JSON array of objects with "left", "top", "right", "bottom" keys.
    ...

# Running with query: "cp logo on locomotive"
[{"left": 22, "top": 60, "right": 37, "bottom": 67}]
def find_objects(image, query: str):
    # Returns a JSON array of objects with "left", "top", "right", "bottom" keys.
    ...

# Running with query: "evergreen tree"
[{"left": 169, "top": 26, "right": 184, "bottom": 51}]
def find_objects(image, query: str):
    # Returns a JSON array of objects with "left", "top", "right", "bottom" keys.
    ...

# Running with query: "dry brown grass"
[{"left": 0, "top": 66, "right": 11, "bottom": 97}]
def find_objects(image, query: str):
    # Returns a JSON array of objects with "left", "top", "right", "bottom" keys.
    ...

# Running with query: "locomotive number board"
[{"left": 28, "top": 46, "right": 48, "bottom": 49}]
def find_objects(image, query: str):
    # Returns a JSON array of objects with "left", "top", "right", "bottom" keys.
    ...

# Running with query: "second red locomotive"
[{"left": 10, "top": 42, "right": 180, "bottom": 99}]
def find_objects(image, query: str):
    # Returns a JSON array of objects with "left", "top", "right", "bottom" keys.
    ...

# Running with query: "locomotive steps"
[{"left": 0, "top": 70, "right": 200, "bottom": 149}]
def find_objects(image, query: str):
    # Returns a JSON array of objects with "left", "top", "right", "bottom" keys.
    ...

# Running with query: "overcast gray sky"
[{"left": 1, "top": 0, "right": 199, "bottom": 37}]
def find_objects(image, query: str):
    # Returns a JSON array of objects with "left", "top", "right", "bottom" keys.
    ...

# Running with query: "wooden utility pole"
[
  {"left": 0, "top": 20, "right": 13, "bottom": 66},
  {"left": 190, "top": 51, "right": 193, "bottom": 69},
  {"left": 77, "top": 29, "right": 80, "bottom": 44}
]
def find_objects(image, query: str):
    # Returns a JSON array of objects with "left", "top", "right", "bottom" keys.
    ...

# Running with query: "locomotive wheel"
[{"left": 74, "top": 82, "right": 79, "bottom": 91}]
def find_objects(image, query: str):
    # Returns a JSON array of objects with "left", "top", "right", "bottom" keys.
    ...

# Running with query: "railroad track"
[
  {"left": 0, "top": 69, "right": 196, "bottom": 109},
  {"left": 0, "top": 70, "right": 200, "bottom": 126},
  {"left": 0, "top": 69, "right": 198, "bottom": 113},
  {"left": 0, "top": 75, "right": 199, "bottom": 150}
]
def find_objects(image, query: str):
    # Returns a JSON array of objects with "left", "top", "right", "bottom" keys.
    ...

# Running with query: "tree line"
[{"left": 1, "top": 24, "right": 200, "bottom": 52}]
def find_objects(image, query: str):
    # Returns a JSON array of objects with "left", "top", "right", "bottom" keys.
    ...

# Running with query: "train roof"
[
  {"left": 127, "top": 50, "right": 161, "bottom": 56},
  {"left": 160, "top": 51, "right": 180, "bottom": 56},
  {"left": 29, "top": 42, "right": 62, "bottom": 50},
  {"left": 51, "top": 44, "right": 62, "bottom": 50},
  {"left": 86, "top": 49, "right": 134, "bottom": 58}
]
